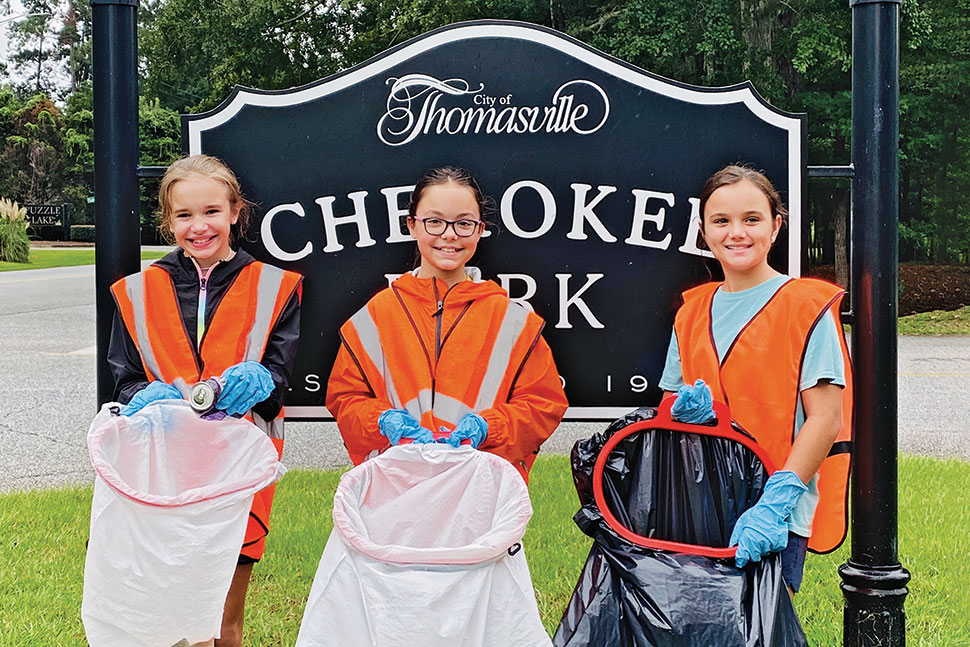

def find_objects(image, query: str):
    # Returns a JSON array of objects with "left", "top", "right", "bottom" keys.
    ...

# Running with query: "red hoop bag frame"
[
  {"left": 553, "top": 399, "right": 806, "bottom": 647},
  {"left": 592, "top": 397, "right": 776, "bottom": 559}
]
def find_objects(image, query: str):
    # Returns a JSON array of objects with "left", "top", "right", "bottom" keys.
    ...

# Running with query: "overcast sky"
[
  {"left": 1, "top": 0, "right": 71, "bottom": 94},
  {"left": 0, "top": 0, "right": 28, "bottom": 61}
]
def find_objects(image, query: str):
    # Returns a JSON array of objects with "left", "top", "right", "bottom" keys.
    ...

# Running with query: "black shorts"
[{"left": 781, "top": 533, "right": 809, "bottom": 592}]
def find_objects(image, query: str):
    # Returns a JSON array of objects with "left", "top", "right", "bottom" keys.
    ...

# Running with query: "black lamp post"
[
  {"left": 92, "top": 0, "right": 140, "bottom": 407},
  {"left": 841, "top": 1, "right": 911, "bottom": 645}
]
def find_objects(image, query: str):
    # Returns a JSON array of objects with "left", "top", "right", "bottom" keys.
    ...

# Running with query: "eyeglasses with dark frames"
[{"left": 413, "top": 217, "right": 484, "bottom": 237}]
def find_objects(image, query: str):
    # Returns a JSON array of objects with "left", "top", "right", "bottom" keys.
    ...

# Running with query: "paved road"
[{"left": 1, "top": 263, "right": 968, "bottom": 492}]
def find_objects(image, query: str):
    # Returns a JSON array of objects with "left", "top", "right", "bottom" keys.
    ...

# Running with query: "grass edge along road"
[
  {"left": 0, "top": 249, "right": 168, "bottom": 271},
  {"left": 1, "top": 454, "right": 967, "bottom": 646},
  {"left": 897, "top": 304, "right": 970, "bottom": 335}
]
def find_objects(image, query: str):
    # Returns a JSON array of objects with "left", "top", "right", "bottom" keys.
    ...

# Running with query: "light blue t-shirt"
[{"left": 659, "top": 275, "right": 846, "bottom": 536}]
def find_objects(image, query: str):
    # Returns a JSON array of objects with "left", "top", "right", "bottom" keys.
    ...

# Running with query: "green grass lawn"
[
  {"left": 1, "top": 454, "right": 967, "bottom": 646},
  {"left": 0, "top": 248, "right": 168, "bottom": 271},
  {"left": 898, "top": 305, "right": 970, "bottom": 335}
]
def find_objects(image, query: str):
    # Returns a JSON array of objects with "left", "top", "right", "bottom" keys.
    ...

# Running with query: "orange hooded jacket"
[
  {"left": 327, "top": 271, "right": 568, "bottom": 481},
  {"left": 673, "top": 277, "right": 853, "bottom": 553}
]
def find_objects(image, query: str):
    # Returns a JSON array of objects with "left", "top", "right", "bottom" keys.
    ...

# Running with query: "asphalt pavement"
[{"left": 1, "top": 261, "right": 968, "bottom": 492}]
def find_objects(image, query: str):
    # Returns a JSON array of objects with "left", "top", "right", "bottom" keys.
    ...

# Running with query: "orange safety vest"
[
  {"left": 111, "top": 260, "right": 302, "bottom": 560},
  {"left": 334, "top": 273, "right": 565, "bottom": 480},
  {"left": 673, "top": 278, "right": 853, "bottom": 554}
]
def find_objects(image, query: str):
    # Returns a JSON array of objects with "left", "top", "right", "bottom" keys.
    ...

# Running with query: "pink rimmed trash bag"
[
  {"left": 81, "top": 401, "right": 286, "bottom": 647},
  {"left": 296, "top": 444, "right": 551, "bottom": 647}
]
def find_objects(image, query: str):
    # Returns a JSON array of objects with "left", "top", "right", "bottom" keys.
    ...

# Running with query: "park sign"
[{"left": 183, "top": 20, "right": 805, "bottom": 420}]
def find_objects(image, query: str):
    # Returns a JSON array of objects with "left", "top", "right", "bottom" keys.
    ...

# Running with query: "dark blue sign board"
[{"left": 183, "top": 20, "right": 805, "bottom": 420}]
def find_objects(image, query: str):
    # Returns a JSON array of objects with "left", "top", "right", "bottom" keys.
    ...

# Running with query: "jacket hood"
[
  {"left": 152, "top": 247, "right": 256, "bottom": 286},
  {"left": 391, "top": 267, "right": 509, "bottom": 311}
]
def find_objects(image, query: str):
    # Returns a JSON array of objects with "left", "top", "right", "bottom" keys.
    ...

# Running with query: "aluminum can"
[{"left": 189, "top": 378, "right": 222, "bottom": 415}]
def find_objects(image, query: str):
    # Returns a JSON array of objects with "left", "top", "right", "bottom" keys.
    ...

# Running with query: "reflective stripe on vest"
[
  {"left": 674, "top": 278, "right": 853, "bottom": 554},
  {"left": 111, "top": 262, "right": 301, "bottom": 440},
  {"left": 123, "top": 274, "right": 164, "bottom": 382},
  {"left": 474, "top": 302, "right": 531, "bottom": 411},
  {"left": 347, "top": 304, "right": 403, "bottom": 410},
  {"left": 341, "top": 293, "right": 540, "bottom": 430},
  {"left": 244, "top": 264, "right": 287, "bottom": 362}
]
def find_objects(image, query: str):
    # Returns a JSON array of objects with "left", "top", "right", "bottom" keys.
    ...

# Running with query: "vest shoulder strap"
[
  {"left": 112, "top": 266, "right": 196, "bottom": 384},
  {"left": 238, "top": 263, "right": 302, "bottom": 363},
  {"left": 681, "top": 281, "right": 720, "bottom": 304}
]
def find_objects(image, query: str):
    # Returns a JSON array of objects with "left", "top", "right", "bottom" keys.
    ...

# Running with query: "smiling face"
[
  {"left": 407, "top": 181, "right": 483, "bottom": 285},
  {"left": 701, "top": 178, "right": 783, "bottom": 290},
  {"left": 166, "top": 175, "right": 239, "bottom": 269}
]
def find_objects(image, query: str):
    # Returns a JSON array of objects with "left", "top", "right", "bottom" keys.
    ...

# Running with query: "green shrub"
[
  {"left": 28, "top": 224, "right": 68, "bottom": 241},
  {"left": 70, "top": 224, "right": 96, "bottom": 242},
  {"left": 0, "top": 198, "right": 30, "bottom": 263}
]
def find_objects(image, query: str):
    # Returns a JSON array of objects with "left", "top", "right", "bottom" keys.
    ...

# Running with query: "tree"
[
  {"left": 329, "top": 0, "right": 548, "bottom": 67},
  {"left": 61, "top": 79, "right": 94, "bottom": 222},
  {"left": 137, "top": 96, "right": 181, "bottom": 237},
  {"left": 140, "top": 0, "right": 346, "bottom": 112},
  {"left": 898, "top": 0, "right": 970, "bottom": 264},
  {"left": 59, "top": 0, "right": 93, "bottom": 92},
  {"left": 4, "top": 1, "right": 63, "bottom": 97},
  {"left": 5, "top": 0, "right": 966, "bottom": 261},
  {"left": 0, "top": 94, "right": 66, "bottom": 204}
]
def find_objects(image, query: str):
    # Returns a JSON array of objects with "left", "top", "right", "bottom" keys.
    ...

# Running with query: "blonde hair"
[{"left": 157, "top": 155, "right": 252, "bottom": 243}]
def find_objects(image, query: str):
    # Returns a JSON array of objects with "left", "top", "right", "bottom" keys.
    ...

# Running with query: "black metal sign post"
[
  {"left": 840, "top": 1, "right": 910, "bottom": 645},
  {"left": 92, "top": 0, "right": 140, "bottom": 407}
]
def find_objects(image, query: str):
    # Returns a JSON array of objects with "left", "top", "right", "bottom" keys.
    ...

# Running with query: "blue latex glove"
[
  {"left": 378, "top": 408, "right": 435, "bottom": 445},
  {"left": 670, "top": 379, "right": 716, "bottom": 424},
  {"left": 216, "top": 361, "right": 275, "bottom": 417},
  {"left": 119, "top": 381, "right": 182, "bottom": 416},
  {"left": 730, "top": 470, "right": 808, "bottom": 567},
  {"left": 445, "top": 413, "right": 488, "bottom": 449}
]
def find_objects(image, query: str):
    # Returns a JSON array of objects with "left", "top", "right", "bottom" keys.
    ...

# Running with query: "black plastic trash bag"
[{"left": 553, "top": 400, "right": 808, "bottom": 647}]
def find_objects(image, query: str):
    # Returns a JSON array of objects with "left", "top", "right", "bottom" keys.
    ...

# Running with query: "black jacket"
[{"left": 107, "top": 248, "right": 301, "bottom": 421}]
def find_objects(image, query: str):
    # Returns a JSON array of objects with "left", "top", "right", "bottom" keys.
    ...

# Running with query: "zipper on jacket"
[
  {"left": 189, "top": 254, "right": 236, "bottom": 376},
  {"left": 431, "top": 280, "right": 442, "bottom": 406},
  {"left": 428, "top": 278, "right": 467, "bottom": 408},
  {"left": 191, "top": 258, "right": 218, "bottom": 352},
  {"left": 197, "top": 273, "right": 209, "bottom": 350}
]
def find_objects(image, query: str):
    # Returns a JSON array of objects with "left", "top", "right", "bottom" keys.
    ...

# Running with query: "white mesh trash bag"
[
  {"left": 82, "top": 401, "right": 286, "bottom": 647},
  {"left": 296, "top": 444, "right": 552, "bottom": 647}
]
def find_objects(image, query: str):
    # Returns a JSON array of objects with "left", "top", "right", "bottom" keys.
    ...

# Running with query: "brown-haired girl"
[
  {"left": 660, "top": 164, "right": 852, "bottom": 596},
  {"left": 107, "top": 154, "right": 303, "bottom": 646},
  {"left": 326, "top": 166, "right": 568, "bottom": 481}
]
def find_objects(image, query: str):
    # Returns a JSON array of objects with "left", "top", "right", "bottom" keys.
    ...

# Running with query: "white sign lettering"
[
  {"left": 260, "top": 179, "right": 713, "bottom": 265},
  {"left": 555, "top": 273, "right": 605, "bottom": 330},
  {"left": 377, "top": 74, "right": 611, "bottom": 146}
]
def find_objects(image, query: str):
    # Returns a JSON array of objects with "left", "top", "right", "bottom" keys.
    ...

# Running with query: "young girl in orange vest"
[
  {"left": 660, "top": 165, "right": 852, "bottom": 595},
  {"left": 326, "top": 166, "right": 568, "bottom": 481},
  {"left": 108, "top": 155, "right": 302, "bottom": 646}
]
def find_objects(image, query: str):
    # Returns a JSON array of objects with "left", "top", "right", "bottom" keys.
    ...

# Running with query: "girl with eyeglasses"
[{"left": 326, "top": 166, "right": 568, "bottom": 481}]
